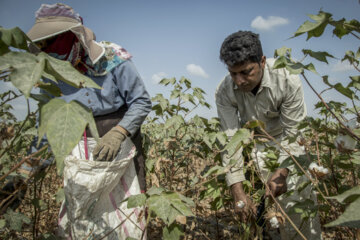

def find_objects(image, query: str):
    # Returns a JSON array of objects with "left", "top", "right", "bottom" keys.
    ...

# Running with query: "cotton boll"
[
  {"left": 309, "top": 162, "right": 329, "bottom": 178},
  {"left": 269, "top": 216, "right": 280, "bottom": 228},
  {"left": 335, "top": 134, "right": 357, "bottom": 152},
  {"left": 236, "top": 200, "right": 245, "bottom": 209}
]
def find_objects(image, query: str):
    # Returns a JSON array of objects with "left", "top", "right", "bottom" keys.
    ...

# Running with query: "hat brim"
[
  {"left": 27, "top": 18, "right": 82, "bottom": 42},
  {"left": 27, "top": 17, "right": 105, "bottom": 64}
]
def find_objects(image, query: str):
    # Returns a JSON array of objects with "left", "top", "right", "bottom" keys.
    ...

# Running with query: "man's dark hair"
[{"left": 219, "top": 31, "right": 263, "bottom": 67}]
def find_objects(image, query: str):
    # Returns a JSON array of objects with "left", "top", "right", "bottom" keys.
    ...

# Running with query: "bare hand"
[
  {"left": 265, "top": 168, "right": 289, "bottom": 198},
  {"left": 231, "top": 182, "right": 256, "bottom": 222}
]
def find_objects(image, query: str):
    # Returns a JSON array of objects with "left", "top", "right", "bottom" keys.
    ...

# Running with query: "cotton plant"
[{"left": 334, "top": 119, "right": 359, "bottom": 152}]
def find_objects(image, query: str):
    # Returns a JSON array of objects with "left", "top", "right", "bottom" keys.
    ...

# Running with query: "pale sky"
[{"left": 1, "top": 0, "right": 359, "bottom": 120}]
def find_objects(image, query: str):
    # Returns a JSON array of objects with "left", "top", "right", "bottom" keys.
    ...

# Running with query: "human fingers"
[
  {"left": 92, "top": 143, "right": 103, "bottom": 159},
  {"left": 97, "top": 146, "right": 109, "bottom": 161}
]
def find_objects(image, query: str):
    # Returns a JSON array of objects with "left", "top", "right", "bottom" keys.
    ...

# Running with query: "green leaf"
[
  {"left": 273, "top": 56, "right": 287, "bottom": 69},
  {"left": 38, "top": 99, "right": 98, "bottom": 174},
  {"left": 327, "top": 186, "right": 360, "bottom": 203},
  {"left": 274, "top": 46, "right": 292, "bottom": 58},
  {"left": 203, "top": 165, "right": 226, "bottom": 178},
  {"left": 4, "top": 209, "right": 31, "bottom": 231},
  {"left": 342, "top": 50, "right": 359, "bottom": 65},
  {"left": 0, "top": 219, "right": 6, "bottom": 229},
  {"left": 146, "top": 186, "right": 165, "bottom": 195},
  {"left": 285, "top": 62, "right": 305, "bottom": 75},
  {"left": 43, "top": 53, "right": 101, "bottom": 89},
  {"left": 127, "top": 193, "right": 147, "bottom": 208},
  {"left": 179, "top": 77, "right": 192, "bottom": 89},
  {"left": 0, "top": 27, "right": 30, "bottom": 54},
  {"left": 322, "top": 75, "right": 355, "bottom": 99},
  {"left": 293, "top": 11, "right": 332, "bottom": 40},
  {"left": 164, "top": 115, "right": 184, "bottom": 130},
  {"left": 126, "top": 237, "right": 138, "bottom": 240},
  {"left": 351, "top": 151, "right": 360, "bottom": 165},
  {"left": 332, "top": 18, "right": 350, "bottom": 39},
  {"left": 160, "top": 77, "right": 176, "bottom": 86},
  {"left": 244, "top": 120, "right": 265, "bottom": 129},
  {"left": 148, "top": 194, "right": 172, "bottom": 224},
  {"left": 302, "top": 49, "right": 335, "bottom": 64},
  {"left": 325, "top": 197, "right": 360, "bottom": 228},
  {"left": 304, "top": 63, "right": 318, "bottom": 75},
  {"left": 0, "top": 52, "right": 44, "bottom": 97},
  {"left": 349, "top": 75, "right": 360, "bottom": 91},
  {"left": 224, "top": 128, "right": 252, "bottom": 156},
  {"left": 37, "top": 81, "right": 62, "bottom": 97},
  {"left": 170, "top": 89, "right": 181, "bottom": 99},
  {"left": 216, "top": 132, "right": 227, "bottom": 146},
  {"left": 55, "top": 188, "right": 65, "bottom": 203},
  {"left": 163, "top": 223, "right": 184, "bottom": 240}
]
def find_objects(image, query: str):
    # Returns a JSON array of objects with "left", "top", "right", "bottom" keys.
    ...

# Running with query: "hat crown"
[{"left": 35, "top": 3, "right": 82, "bottom": 23}]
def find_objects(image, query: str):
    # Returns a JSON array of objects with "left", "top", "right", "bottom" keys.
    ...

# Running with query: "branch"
[
  {"left": 252, "top": 142, "right": 307, "bottom": 240},
  {"left": 259, "top": 127, "right": 332, "bottom": 207},
  {"left": 301, "top": 72, "right": 360, "bottom": 142},
  {"left": 0, "top": 145, "right": 48, "bottom": 183}
]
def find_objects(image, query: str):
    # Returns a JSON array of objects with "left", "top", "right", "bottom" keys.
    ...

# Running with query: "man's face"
[{"left": 228, "top": 56, "right": 266, "bottom": 92}]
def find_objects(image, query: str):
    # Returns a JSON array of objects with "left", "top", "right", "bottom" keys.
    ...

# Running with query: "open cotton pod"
[
  {"left": 265, "top": 209, "right": 285, "bottom": 229},
  {"left": 334, "top": 118, "right": 359, "bottom": 153}
]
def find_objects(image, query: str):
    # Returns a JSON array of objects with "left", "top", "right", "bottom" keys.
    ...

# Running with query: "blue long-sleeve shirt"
[{"left": 56, "top": 60, "right": 152, "bottom": 136}]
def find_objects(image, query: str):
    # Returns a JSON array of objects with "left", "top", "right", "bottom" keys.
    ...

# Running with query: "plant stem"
[
  {"left": 259, "top": 127, "right": 331, "bottom": 206},
  {"left": 301, "top": 72, "right": 360, "bottom": 142}
]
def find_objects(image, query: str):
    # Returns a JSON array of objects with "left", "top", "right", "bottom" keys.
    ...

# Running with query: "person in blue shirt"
[{"left": 26, "top": 3, "right": 152, "bottom": 192}]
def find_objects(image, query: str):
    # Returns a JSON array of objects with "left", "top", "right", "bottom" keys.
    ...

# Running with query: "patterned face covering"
[
  {"left": 40, "top": 31, "right": 84, "bottom": 67},
  {"left": 38, "top": 31, "right": 132, "bottom": 77}
]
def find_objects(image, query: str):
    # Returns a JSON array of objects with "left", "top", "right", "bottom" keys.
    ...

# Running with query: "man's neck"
[{"left": 251, "top": 83, "right": 260, "bottom": 95}]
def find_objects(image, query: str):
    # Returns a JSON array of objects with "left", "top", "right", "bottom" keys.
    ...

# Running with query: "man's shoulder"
[
  {"left": 216, "top": 74, "right": 233, "bottom": 96},
  {"left": 265, "top": 58, "right": 302, "bottom": 89}
]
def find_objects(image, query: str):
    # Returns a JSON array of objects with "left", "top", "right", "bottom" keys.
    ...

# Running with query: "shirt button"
[
  {"left": 85, "top": 92, "right": 89, "bottom": 96},
  {"left": 88, "top": 100, "right": 91, "bottom": 104}
]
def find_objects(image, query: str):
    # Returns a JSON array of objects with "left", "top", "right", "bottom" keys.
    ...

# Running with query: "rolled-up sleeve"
[{"left": 113, "top": 60, "right": 152, "bottom": 135}]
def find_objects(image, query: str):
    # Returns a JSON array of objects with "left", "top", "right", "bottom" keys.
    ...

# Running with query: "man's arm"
[
  {"left": 266, "top": 73, "right": 306, "bottom": 197},
  {"left": 216, "top": 79, "right": 256, "bottom": 220},
  {"left": 113, "top": 60, "right": 152, "bottom": 136},
  {"left": 215, "top": 80, "right": 245, "bottom": 186}
]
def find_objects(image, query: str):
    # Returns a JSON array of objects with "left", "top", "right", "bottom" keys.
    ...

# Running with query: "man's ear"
[{"left": 260, "top": 56, "right": 266, "bottom": 69}]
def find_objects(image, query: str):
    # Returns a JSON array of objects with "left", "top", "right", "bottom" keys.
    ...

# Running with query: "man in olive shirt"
[{"left": 216, "top": 31, "right": 321, "bottom": 239}]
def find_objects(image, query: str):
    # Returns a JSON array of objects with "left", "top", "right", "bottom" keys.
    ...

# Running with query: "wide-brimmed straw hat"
[{"left": 27, "top": 3, "right": 104, "bottom": 64}]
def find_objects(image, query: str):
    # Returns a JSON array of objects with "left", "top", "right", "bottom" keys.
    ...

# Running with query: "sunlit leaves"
[
  {"left": 0, "top": 52, "right": 100, "bottom": 98},
  {"left": 302, "top": 49, "right": 335, "bottom": 64},
  {"left": 325, "top": 186, "right": 360, "bottom": 228},
  {"left": 3, "top": 209, "right": 31, "bottom": 231},
  {"left": 293, "top": 11, "right": 332, "bottom": 40},
  {"left": 274, "top": 46, "right": 292, "bottom": 58},
  {"left": 0, "top": 52, "right": 44, "bottom": 97},
  {"left": 43, "top": 52, "right": 101, "bottom": 89},
  {"left": 0, "top": 27, "right": 30, "bottom": 55},
  {"left": 224, "top": 128, "right": 252, "bottom": 156},
  {"left": 342, "top": 50, "right": 360, "bottom": 66},
  {"left": 147, "top": 191, "right": 194, "bottom": 226},
  {"left": 127, "top": 193, "right": 147, "bottom": 208},
  {"left": 38, "top": 99, "right": 99, "bottom": 174},
  {"left": 163, "top": 223, "right": 184, "bottom": 240},
  {"left": 322, "top": 75, "right": 356, "bottom": 100}
]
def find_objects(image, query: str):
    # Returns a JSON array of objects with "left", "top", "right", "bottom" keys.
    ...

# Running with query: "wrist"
[
  {"left": 231, "top": 182, "right": 246, "bottom": 199},
  {"left": 114, "top": 125, "right": 129, "bottom": 136},
  {"left": 278, "top": 168, "right": 289, "bottom": 177}
]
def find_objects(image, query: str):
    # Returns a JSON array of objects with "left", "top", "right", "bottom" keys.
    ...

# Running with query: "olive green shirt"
[{"left": 215, "top": 58, "right": 307, "bottom": 186}]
